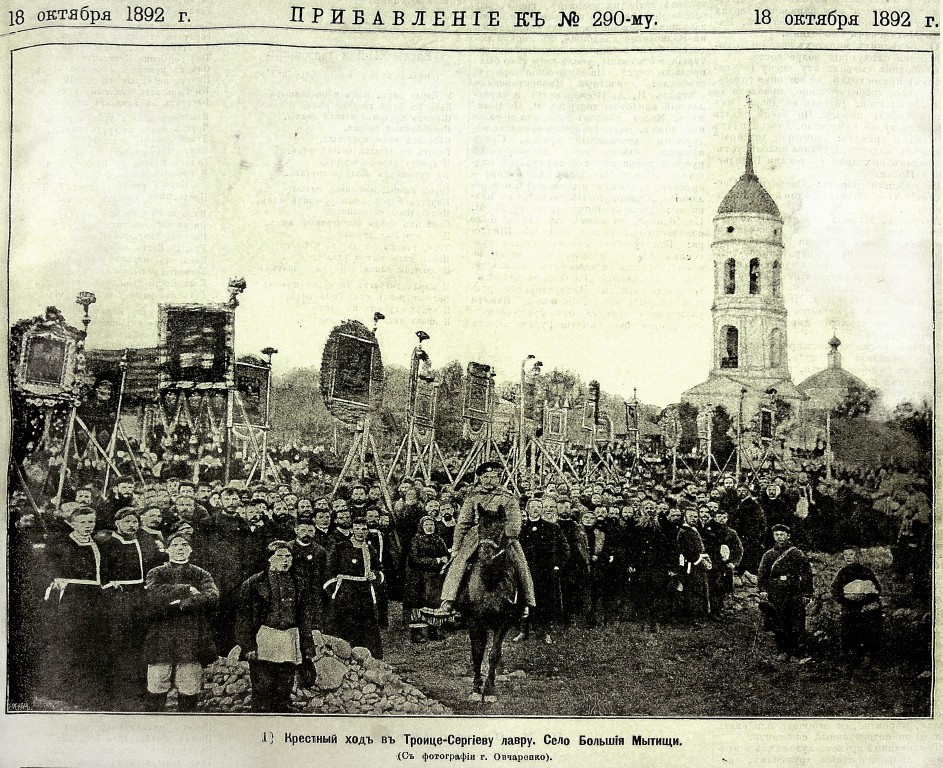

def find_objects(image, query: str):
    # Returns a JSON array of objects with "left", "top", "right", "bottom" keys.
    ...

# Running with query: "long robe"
[
  {"left": 677, "top": 523, "right": 710, "bottom": 619},
  {"left": 519, "top": 518, "right": 569, "bottom": 625},
  {"left": 324, "top": 538, "right": 383, "bottom": 658},
  {"left": 98, "top": 531, "right": 147, "bottom": 709},
  {"left": 41, "top": 533, "right": 108, "bottom": 709}
]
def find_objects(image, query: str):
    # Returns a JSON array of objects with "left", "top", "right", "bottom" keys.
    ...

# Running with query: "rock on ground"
[{"left": 199, "top": 632, "right": 450, "bottom": 715}]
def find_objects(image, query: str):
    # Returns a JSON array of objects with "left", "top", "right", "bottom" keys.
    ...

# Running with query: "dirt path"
[{"left": 382, "top": 608, "right": 929, "bottom": 717}]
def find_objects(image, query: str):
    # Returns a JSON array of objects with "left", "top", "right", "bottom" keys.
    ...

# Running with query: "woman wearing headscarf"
[{"left": 403, "top": 516, "right": 449, "bottom": 642}]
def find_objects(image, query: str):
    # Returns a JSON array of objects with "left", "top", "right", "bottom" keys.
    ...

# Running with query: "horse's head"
[{"left": 477, "top": 538, "right": 508, "bottom": 590}]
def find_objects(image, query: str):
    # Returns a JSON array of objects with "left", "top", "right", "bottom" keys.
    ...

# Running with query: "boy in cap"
[
  {"left": 236, "top": 540, "right": 315, "bottom": 712},
  {"left": 143, "top": 531, "right": 219, "bottom": 711}
]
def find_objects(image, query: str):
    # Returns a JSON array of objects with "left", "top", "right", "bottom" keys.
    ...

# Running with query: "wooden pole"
[
  {"left": 55, "top": 404, "right": 78, "bottom": 508},
  {"left": 103, "top": 351, "right": 129, "bottom": 495}
]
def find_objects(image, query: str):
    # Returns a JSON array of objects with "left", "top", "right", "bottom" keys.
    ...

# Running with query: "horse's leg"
[
  {"left": 469, "top": 623, "right": 486, "bottom": 694},
  {"left": 483, "top": 619, "right": 512, "bottom": 698}
]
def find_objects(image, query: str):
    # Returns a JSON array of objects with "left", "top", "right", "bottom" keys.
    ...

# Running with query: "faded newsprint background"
[{"left": 1, "top": 0, "right": 940, "bottom": 765}]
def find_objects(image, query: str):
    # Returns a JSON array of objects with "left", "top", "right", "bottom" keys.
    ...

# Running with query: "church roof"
[
  {"left": 683, "top": 373, "right": 805, "bottom": 402},
  {"left": 797, "top": 366, "right": 867, "bottom": 395},
  {"left": 718, "top": 175, "right": 781, "bottom": 217},
  {"left": 717, "top": 116, "right": 781, "bottom": 218}
]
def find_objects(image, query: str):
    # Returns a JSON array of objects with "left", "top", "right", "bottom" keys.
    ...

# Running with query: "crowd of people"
[{"left": 7, "top": 440, "right": 932, "bottom": 713}]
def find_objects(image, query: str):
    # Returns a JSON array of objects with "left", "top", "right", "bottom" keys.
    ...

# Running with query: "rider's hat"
[{"left": 475, "top": 461, "right": 502, "bottom": 477}]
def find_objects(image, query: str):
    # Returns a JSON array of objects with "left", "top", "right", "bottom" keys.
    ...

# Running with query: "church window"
[
  {"left": 721, "top": 326, "right": 739, "bottom": 369},
  {"left": 724, "top": 258, "right": 736, "bottom": 294},
  {"left": 749, "top": 258, "right": 760, "bottom": 294},
  {"left": 770, "top": 328, "right": 783, "bottom": 367},
  {"left": 772, "top": 260, "right": 781, "bottom": 297}
]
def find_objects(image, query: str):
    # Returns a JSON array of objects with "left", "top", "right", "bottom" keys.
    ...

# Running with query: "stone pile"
[
  {"left": 200, "top": 631, "right": 451, "bottom": 715},
  {"left": 727, "top": 572, "right": 762, "bottom": 612}
]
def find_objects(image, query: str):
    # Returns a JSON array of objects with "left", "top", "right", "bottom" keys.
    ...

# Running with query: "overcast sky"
[{"left": 9, "top": 45, "right": 933, "bottom": 410}]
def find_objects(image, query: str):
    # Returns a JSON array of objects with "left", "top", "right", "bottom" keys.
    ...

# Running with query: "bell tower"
[
  {"left": 682, "top": 101, "right": 803, "bottom": 416},
  {"left": 710, "top": 103, "right": 789, "bottom": 382}
]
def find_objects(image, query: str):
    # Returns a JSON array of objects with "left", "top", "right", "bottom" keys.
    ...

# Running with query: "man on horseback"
[{"left": 440, "top": 461, "right": 536, "bottom": 615}]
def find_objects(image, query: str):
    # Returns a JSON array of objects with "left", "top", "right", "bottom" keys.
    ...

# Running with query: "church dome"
[
  {"left": 718, "top": 116, "right": 780, "bottom": 217},
  {"left": 797, "top": 337, "right": 873, "bottom": 412},
  {"left": 718, "top": 173, "right": 780, "bottom": 217}
]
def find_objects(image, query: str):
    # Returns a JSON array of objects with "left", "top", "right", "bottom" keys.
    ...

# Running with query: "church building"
[
  {"left": 681, "top": 115, "right": 805, "bottom": 420},
  {"left": 797, "top": 335, "right": 875, "bottom": 412}
]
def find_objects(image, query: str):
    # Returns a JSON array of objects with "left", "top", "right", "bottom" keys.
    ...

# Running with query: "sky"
[{"left": 8, "top": 44, "right": 934, "bottom": 410}]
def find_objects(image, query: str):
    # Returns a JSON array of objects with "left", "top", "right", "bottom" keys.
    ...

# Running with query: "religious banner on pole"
[
  {"left": 234, "top": 358, "right": 271, "bottom": 428},
  {"left": 158, "top": 303, "right": 235, "bottom": 390},
  {"left": 10, "top": 307, "right": 87, "bottom": 404},
  {"left": 413, "top": 376, "right": 436, "bottom": 428},
  {"left": 462, "top": 361, "right": 493, "bottom": 438},
  {"left": 319, "top": 319, "right": 385, "bottom": 426},
  {"left": 662, "top": 405, "right": 682, "bottom": 451}
]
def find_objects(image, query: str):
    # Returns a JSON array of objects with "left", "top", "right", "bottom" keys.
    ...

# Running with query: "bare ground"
[{"left": 383, "top": 603, "right": 931, "bottom": 718}]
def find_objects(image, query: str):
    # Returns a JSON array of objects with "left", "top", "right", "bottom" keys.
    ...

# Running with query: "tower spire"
[{"left": 745, "top": 95, "right": 755, "bottom": 177}]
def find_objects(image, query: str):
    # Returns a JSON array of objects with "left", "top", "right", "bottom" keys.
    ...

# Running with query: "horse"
[{"left": 454, "top": 537, "right": 523, "bottom": 699}]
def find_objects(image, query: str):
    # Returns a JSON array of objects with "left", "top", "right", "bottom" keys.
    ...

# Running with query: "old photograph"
[{"left": 4, "top": 38, "right": 934, "bottom": 730}]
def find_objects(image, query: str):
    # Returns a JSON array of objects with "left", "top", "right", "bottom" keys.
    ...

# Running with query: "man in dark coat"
[
  {"left": 659, "top": 505, "right": 684, "bottom": 620},
  {"left": 707, "top": 509, "right": 743, "bottom": 618},
  {"left": 98, "top": 507, "right": 148, "bottom": 710},
  {"left": 166, "top": 493, "right": 213, "bottom": 534},
  {"left": 517, "top": 499, "right": 569, "bottom": 643},
  {"left": 717, "top": 475, "right": 740, "bottom": 517},
  {"left": 348, "top": 484, "right": 372, "bottom": 518},
  {"left": 731, "top": 485, "right": 766, "bottom": 576},
  {"left": 312, "top": 507, "right": 339, "bottom": 552},
  {"left": 757, "top": 524, "right": 813, "bottom": 662},
  {"left": 376, "top": 509, "right": 403, "bottom": 604},
  {"left": 324, "top": 518, "right": 384, "bottom": 658},
  {"left": 580, "top": 507, "right": 608, "bottom": 626},
  {"left": 786, "top": 471, "right": 816, "bottom": 549},
  {"left": 627, "top": 502, "right": 669, "bottom": 633},
  {"left": 697, "top": 507, "right": 721, "bottom": 618},
  {"left": 557, "top": 503, "right": 591, "bottom": 627},
  {"left": 40, "top": 505, "right": 108, "bottom": 709},
  {"left": 143, "top": 531, "right": 218, "bottom": 711},
  {"left": 137, "top": 505, "right": 168, "bottom": 573},
  {"left": 761, "top": 482, "right": 791, "bottom": 547},
  {"left": 100, "top": 477, "right": 136, "bottom": 532},
  {"left": 288, "top": 519, "right": 328, "bottom": 633},
  {"left": 365, "top": 507, "right": 390, "bottom": 628},
  {"left": 597, "top": 505, "right": 630, "bottom": 620},
  {"left": 197, "top": 488, "right": 248, "bottom": 656},
  {"left": 236, "top": 541, "right": 315, "bottom": 713},
  {"left": 242, "top": 501, "right": 276, "bottom": 576},
  {"left": 677, "top": 504, "right": 712, "bottom": 625}
]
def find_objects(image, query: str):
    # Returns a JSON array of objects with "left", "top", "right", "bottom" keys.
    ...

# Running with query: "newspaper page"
[{"left": 1, "top": 0, "right": 938, "bottom": 765}]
